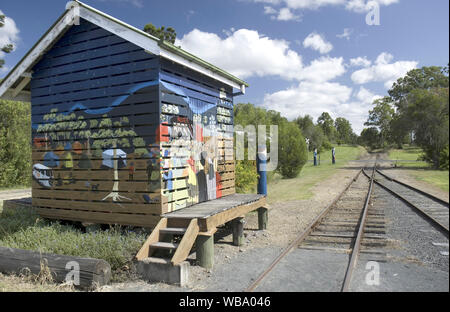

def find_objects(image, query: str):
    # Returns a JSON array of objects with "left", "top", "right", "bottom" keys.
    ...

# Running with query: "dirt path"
[{"left": 0, "top": 188, "right": 31, "bottom": 205}]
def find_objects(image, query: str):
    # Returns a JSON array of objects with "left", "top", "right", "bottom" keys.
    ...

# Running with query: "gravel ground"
[
  {"left": 376, "top": 184, "right": 449, "bottom": 272},
  {"left": 378, "top": 166, "right": 449, "bottom": 202},
  {"left": 349, "top": 184, "right": 448, "bottom": 292}
]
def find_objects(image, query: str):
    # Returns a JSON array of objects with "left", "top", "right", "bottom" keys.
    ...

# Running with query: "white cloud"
[
  {"left": 176, "top": 28, "right": 304, "bottom": 81},
  {"left": 251, "top": 0, "right": 399, "bottom": 18},
  {"left": 336, "top": 28, "right": 353, "bottom": 40},
  {"left": 262, "top": 81, "right": 353, "bottom": 120},
  {"left": 351, "top": 52, "right": 418, "bottom": 88},
  {"left": 276, "top": 7, "right": 302, "bottom": 21},
  {"left": 264, "top": 6, "right": 278, "bottom": 14},
  {"left": 301, "top": 56, "right": 346, "bottom": 82},
  {"left": 262, "top": 83, "right": 382, "bottom": 134},
  {"left": 97, "top": 0, "right": 144, "bottom": 8},
  {"left": 263, "top": 6, "right": 301, "bottom": 21},
  {"left": 349, "top": 56, "right": 371, "bottom": 67},
  {"left": 346, "top": 0, "right": 399, "bottom": 13},
  {"left": 303, "top": 32, "right": 333, "bottom": 54},
  {"left": 0, "top": 10, "right": 20, "bottom": 58}
]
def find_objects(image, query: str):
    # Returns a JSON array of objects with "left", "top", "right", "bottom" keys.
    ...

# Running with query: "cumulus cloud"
[
  {"left": 262, "top": 81, "right": 352, "bottom": 120},
  {"left": 301, "top": 56, "right": 346, "bottom": 82},
  {"left": 264, "top": 6, "right": 301, "bottom": 21},
  {"left": 336, "top": 28, "right": 353, "bottom": 40},
  {"left": 263, "top": 6, "right": 278, "bottom": 14},
  {"left": 176, "top": 28, "right": 304, "bottom": 81},
  {"left": 0, "top": 10, "right": 20, "bottom": 58},
  {"left": 303, "top": 32, "right": 333, "bottom": 54},
  {"left": 349, "top": 56, "right": 371, "bottom": 67},
  {"left": 351, "top": 52, "right": 418, "bottom": 88},
  {"left": 251, "top": 0, "right": 399, "bottom": 18},
  {"left": 177, "top": 27, "right": 413, "bottom": 134}
]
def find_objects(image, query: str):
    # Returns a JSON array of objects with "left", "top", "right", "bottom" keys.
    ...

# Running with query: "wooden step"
[
  {"left": 160, "top": 227, "right": 187, "bottom": 235},
  {"left": 150, "top": 242, "right": 179, "bottom": 250},
  {"left": 144, "top": 257, "right": 171, "bottom": 265}
]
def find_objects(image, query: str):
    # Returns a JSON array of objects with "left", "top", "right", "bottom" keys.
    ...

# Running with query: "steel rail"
[
  {"left": 370, "top": 171, "right": 449, "bottom": 237},
  {"left": 341, "top": 166, "right": 375, "bottom": 292},
  {"left": 375, "top": 169, "right": 449, "bottom": 208},
  {"left": 244, "top": 169, "right": 363, "bottom": 292}
]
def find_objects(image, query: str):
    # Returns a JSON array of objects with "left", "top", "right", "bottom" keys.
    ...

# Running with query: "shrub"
[
  {"left": 439, "top": 145, "right": 449, "bottom": 170},
  {"left": 235, "top": 159, "right": 258, "bottom": 193},
  {"left": 278, "top": 122, "right": 308, "bottom": 178},
  {"left": 0, "top": 99, "right": 32, "bottom": 187}
]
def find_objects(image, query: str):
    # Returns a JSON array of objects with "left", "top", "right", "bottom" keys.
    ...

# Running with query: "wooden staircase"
[{"left": 136, "top": 218, "right": 199, "bottom": 265}]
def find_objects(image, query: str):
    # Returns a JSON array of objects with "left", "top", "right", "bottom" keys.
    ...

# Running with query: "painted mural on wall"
[{"left": 32, "top": 80, "right": 233, "bottom": 212}]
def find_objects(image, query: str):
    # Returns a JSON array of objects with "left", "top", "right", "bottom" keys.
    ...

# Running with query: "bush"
[
  {"left": 0, "top": 99, "right": 32, "bottom": 187},
  {"left": 439, "top": 145, "right": 449, "bottom": 170},
  {"left": 278, "top": 122, "right": 308, "bottom": 178},
  {"left": 235, "top": 159, "right": 258, "bottom": 193}
]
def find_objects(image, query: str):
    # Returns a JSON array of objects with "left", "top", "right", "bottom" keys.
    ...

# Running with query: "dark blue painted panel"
[{"left": 32, "top": 58, "right": 159, "bottom": 89}]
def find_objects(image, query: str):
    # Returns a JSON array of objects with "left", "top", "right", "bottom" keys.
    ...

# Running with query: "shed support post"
[
  {"left": 196, "top": 234, "right": 214, "bottom": 269},
  {"left": 232, "top": 217, "right": 245, "bottom": 246},
  {"left": 258, "top": 207, "right": 268, "bottom": 230}
]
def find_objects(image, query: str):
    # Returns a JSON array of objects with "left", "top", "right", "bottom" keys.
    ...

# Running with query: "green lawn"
[
  {"left": 267, "top": 146, "right": 366, "bottom": 203},
  {"left": 388, "top": 146, "right": 429, "bottom": 168},
  {"left": 387, "top": 146, "right": 449, "bottom": 192}
]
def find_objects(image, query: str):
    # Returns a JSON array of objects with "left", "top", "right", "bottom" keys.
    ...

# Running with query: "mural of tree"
[
  {"left": 36, "top": 110, "right": 149, "bottom": 203},
  {"left": 90, "top": 115, "right": 148, "bottom": 202}
]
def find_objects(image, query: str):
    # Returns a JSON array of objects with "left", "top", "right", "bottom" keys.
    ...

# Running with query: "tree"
[
  {"left": 90, "top": 115, "right": 148, "bottom": 201},
  {"left": 405, "top": 87, "right": 449, "bottom": 169},
  {"left": 359, "top": 127, "right": 381, "bottom": 150},
  {"left": 278, "top": 121, "right": 308, "bottom": 178},
  {"left": 389, "top": 66, "right": 449, "bottom": 110},
  {"left": 317, "top": 112, "right": 336, "bottom": 142},
  {"left": 295, "top": 115, "right": 315, "bottom": 149},
  {"left": 334, "top": 117, "right": 354, "bottom": 144},
  {"left": 0, "top": 14, "right": 14, "bottom": 68},
  {"left": 365, "top": 96, "right": 395, "bottom": 147},
  {"left": 143, "top": 23, "right": 176, "bottom": 44},
  {"left": 0, "top": 99, "right": 31, "bottom": 187}
]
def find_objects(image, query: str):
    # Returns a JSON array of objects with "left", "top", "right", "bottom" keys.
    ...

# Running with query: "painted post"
[
  {"left": 257, "top": 144, "right": 268, "bottom": 230},
  {"left": 196, "top": 235, "right": 214, "bottom": 269},
  {"left": 332, "top": 147, "right": 336, "bottom": 165},
  {"left": 257, "top": 144, "right": 267, "bottom": 196},
  {"left": 313, "top": 148, "right": 317, "bottom": 166}
]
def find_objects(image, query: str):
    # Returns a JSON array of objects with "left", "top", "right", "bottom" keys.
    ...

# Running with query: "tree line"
[
  {"left": 233, "top": 103, "right": 358, "bottom": 192},
  {"left": 359, "top": 65, "right": 449, "bottom": 170}
]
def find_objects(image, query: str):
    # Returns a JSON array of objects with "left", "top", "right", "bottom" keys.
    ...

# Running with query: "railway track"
[
  {"left": 246, "top": 165, "right": 385, "bottom": 292},
  {"left": 369, "top": 169, "right": 449, "bottom": 237}
]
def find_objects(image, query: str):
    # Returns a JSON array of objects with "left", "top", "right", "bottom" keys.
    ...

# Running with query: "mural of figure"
[{"left": 196, "top": 151, "right": 208, "bottom": 203}]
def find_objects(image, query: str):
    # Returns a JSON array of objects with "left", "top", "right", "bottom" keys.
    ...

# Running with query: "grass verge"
[
  {"left": 267, "top": 145, "right": 366, "bottom": 203},
  {"left": 387, "top": 146, "right": 449, "bottom": 192},
  {"left": 0, "top": 204, "right": 148, "bottom": 284}
]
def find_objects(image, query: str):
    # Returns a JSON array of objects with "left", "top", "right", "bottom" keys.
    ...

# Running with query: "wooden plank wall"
[
  {"left": 30, "top": 19, "right": 162, "bottom": 227},
  {"left": 159, "top": 59, "right": 235, "bottom": 212}
]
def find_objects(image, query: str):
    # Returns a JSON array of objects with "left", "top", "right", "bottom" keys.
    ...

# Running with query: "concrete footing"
[{"left": 136, "top": 259, "right": 189, "bottom": 287}]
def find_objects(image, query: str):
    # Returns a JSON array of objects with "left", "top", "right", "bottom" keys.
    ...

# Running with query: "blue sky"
[{"left": 1, "top": 0, "right": 448, "bottom": 134}]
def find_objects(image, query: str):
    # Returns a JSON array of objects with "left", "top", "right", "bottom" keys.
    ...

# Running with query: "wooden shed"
[{"left": 0, "top": 1, "right": 254, "bottom": 229}]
